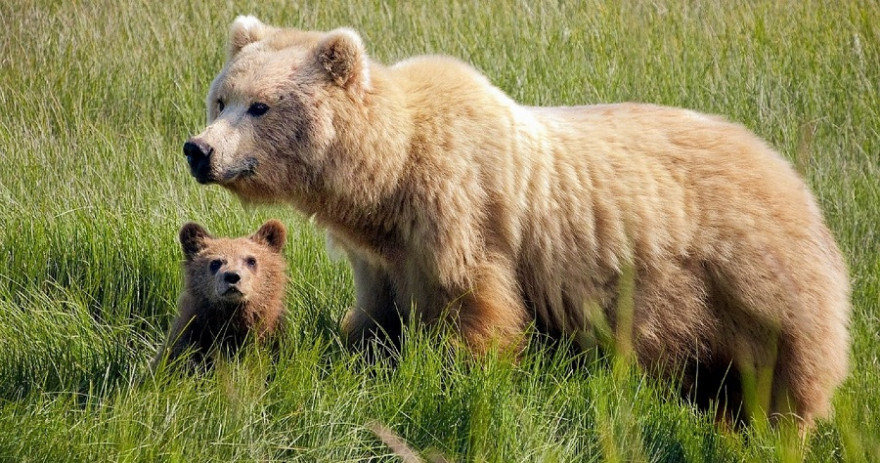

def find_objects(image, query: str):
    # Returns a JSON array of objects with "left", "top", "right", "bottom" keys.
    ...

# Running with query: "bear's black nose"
[
  {"left": 183, "top": 139, "right": 215, "bottom": 183},
  {"left": 223, "top": 271, "right": 241, "bottom": 284}
]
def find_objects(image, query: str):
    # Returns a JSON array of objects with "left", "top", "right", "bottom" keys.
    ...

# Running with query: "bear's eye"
[
  {"left": 245, "top": 256, "right": 257, "bottom": 268},
  {"left": 247, "top": 102, "right": 269, "bottom": 117},
  {"left": 217, "top": 99, "right": 225, "bottom": 112},
  {"left": 209, "top": 259, "right": 223, "bottom": 274}
]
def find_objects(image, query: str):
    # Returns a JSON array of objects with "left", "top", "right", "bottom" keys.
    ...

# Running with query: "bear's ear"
[
  {"left": 228, "top": 15, "right": 271, "bottom": 58},
  {"left": 315, "top": 28, "right": 371, "bottom": 96},
  {"left": 179, "top": 223, "right": 212, "bottom": 259},
  {"left": 251, "top": 219, "right": 287, "bottom": 254}
]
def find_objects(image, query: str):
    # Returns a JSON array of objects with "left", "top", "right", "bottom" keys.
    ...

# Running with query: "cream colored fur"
[{"left": 185, "top": 17, "right": 850, "bottom": 427}]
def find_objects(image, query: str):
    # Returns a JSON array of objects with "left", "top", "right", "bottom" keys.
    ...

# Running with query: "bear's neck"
[
  {"left": 304, "top": 65, "right": 417, "bottom": 263},
  {"left": 194, "top": 298, "right": 270, "bottom": 329},
  {"left": 304, "top": 60, "right": 520, "bottom": 269}
]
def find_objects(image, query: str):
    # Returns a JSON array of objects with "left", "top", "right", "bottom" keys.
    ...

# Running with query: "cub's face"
[
  {"left": 183, "top": 16, "right": 371, "bottom": 204},
  {"left": 179, "top": 220, "right": 287, "bottom": 305}
]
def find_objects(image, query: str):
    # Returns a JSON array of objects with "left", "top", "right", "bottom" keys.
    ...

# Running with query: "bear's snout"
[
  {"left": 223, "top": 271, "right": 241, "bottom": 284},
  {"left": 218, "top": 269, "right": 246, "bottom": 299},
  {"left": 184, "top": 139, "right": 214, "bottom": 184}
]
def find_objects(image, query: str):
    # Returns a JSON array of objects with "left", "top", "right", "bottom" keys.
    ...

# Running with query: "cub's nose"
[
  {"left": 183, "top": 138, "right": 215, "bottom": 184},
  {"left": 223, "top": 271, "right": 241, "bottom": 284}
]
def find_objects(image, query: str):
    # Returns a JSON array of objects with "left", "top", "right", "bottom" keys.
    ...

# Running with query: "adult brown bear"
[{"left": 183, "top": 16, "right": 850, "bottom": 428}]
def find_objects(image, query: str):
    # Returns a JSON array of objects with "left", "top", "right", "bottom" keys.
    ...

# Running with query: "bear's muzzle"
[{"left": 184, "top": 138, "right": 215, "bottom": 184}]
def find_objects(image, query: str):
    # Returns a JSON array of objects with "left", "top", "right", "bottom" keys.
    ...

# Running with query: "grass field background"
[{"left": 1, "top": 0, "right": 878, "bottom": 461}]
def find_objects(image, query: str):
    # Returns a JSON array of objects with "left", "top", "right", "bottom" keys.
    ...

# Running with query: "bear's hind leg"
[
  {"left": 769, "top": 326, "right": 848, "bottom": 430},
  {"left": 708, "top": 242, "right": 849, "bottom": 429}
]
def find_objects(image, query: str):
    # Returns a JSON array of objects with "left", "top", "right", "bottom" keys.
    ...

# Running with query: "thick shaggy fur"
[
  {"left": 184, "top": 17, "right": 850, "bottom": 427},
  {"left": 154, "top": 220, "right": 287, "bottom": 370}
]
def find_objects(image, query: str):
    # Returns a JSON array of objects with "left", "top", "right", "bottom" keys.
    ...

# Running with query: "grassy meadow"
[{"left": 1, "top": 0, "right": 879, "bottom": 461}]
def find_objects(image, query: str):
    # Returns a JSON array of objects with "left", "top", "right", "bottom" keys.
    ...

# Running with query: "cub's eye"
[
  {"left": 247, "top": 102, "right": 269, "bottom": 117},
  {"left": 217, "top": 99, "right": 225, "bottom": 112},
  {"left": 209, "top": 259, "right": 223, "bottom": 274},
  {"left": 245, "top": 257, "right": 257, "bottom": 268}
]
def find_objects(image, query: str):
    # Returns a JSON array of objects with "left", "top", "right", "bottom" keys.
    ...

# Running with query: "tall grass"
[{"left": 1, "top": 0, "right": 878, "bottom": 461}]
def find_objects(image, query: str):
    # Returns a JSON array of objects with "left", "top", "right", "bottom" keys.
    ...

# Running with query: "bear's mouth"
[
  {"left": 222, "top": 287, "right": 243, "bottom": 296},
  {"left": 219, "top": 286, "right": 247, "bottom": 301},
  {"left": 221, "top": 157, "right": 259, "bottom": 182}
]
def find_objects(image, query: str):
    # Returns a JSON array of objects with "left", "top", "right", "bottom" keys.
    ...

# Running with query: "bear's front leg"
[
  {"left": 152, "top": 310, "right": 199, "bottom": 371},
  {"left": 341, "top": 251, "right": 404, "bottom": 352},
  {"left": 453, "top": 262, "right": 529, "bottom": 356}
]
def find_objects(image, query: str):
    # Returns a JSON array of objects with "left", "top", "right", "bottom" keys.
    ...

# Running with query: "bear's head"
[
  {"left": 179, "top": 219, "right": 287, "bottom": 306},
  {"left": 183, "top": 16, "right": 379, "bottom": 207}
]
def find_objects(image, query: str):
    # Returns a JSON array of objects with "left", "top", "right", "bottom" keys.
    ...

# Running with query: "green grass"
[{"left": 1, "top": 0, "right": 878, "bottom": 461}]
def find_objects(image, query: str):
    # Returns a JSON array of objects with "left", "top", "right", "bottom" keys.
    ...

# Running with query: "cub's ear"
[
  {"left": 228, "top": 15, "right": 272, "bottom": 58},
  {"left": 315, "top": 28, "right": 371, "bottom": 96},
  {"left": 179, "top": 223, "right": 212, "bottom": 259},
  {"left": 251, "top": 219, "right": 287, "bottom": 253}
]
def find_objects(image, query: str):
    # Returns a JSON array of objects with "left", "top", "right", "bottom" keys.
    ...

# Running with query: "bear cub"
[{"left": 153, "top": 220, "right": 287, "bottom": 370}]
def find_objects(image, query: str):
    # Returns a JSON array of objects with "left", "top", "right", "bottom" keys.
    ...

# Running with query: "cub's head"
[
  {"left": 179, "top": 220, "right": 288, "bottom": 305},
  {"left": 183, "top": 15, "right": 372, "bottom": 204}
]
